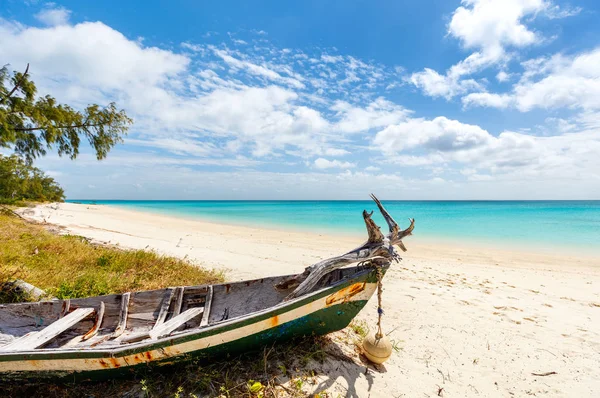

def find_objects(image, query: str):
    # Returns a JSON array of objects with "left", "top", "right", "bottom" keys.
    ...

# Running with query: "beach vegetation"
[
  {"left": 348, "top": 319, "right": 369, "bottom": 338},
  {"left": 0, "top": 154, "right": 65, "bottom": 203},
  {"left": 0, "top": 64, "right": 132, "bottom": 163},
  {"left": 0, "top": 212, "right": 223, "bottom": 300}
]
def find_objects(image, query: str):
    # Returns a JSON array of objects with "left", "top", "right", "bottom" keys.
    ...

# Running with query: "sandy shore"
[{"left": 17, "top": 203, "right": 600, "bottom": 397}]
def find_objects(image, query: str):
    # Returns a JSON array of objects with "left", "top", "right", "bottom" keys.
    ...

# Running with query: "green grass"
[
  {"left": 0, "top": 212, "right": 223, "bottom": 300},
  {"left": 348, "top": 319, "right": 369, "bottom": 339}
]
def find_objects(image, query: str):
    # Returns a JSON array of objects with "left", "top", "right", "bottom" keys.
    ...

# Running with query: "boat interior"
[{"left": 0, "top": 264, "right": 372, "bottom": 353}]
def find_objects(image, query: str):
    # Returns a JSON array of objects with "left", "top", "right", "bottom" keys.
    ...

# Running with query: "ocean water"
[{"left": 67, "top": 200, "right": 600, "bottom": 254}]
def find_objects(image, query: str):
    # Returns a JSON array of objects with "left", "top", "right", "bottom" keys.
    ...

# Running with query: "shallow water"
[{"left": 67, "top": 200, "right": 600, "bottom": 254}]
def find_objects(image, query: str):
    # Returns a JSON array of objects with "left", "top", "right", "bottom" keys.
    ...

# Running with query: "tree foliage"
[
  {"left": 0, "top": 154, "right": 65, "bottom": 202},
  {"left": 0, "top": 64, "right": 132, "bottom": 162}
]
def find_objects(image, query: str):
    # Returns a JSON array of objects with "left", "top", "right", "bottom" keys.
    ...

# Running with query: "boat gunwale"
[{"left": 0, "top": 265, "right": 381, "bottom": 361}]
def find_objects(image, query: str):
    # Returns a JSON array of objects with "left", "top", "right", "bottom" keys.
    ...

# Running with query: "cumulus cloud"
[
  {"left": 409, "top": 67, "right": 483, "bottom": 99},
  {"left": 462, "top": 92, "right": 513, "bottom": 108},
  {"left": 331, "top": 98, "right": 411, "bottom": 133},
  {"left": 324, "top": 148, "right": 350, "bottom": 157},
  {"left": 496, "top": 70, "right": 511, "bottom": 82},
  {"left": 313, "top": 158, "right": 356, "bottom": 169},
  {"left": 34, "top": 7, "right": 71, "bottom": 26},
  {"left": 409, "top": 0, "right": 578, "bottom": 99},
  {"left": 0, "top": 20, "right": 189, "bottom": 106},
  {"left": 448, "top": 0, "right": 547, "bottom": 55},
  {"left": 374, "top": 115, "right": 600, "bottom": 184},
  {"left": 374, "top": 117, "right": 491, "bottom": 154},
  {"left": 463, "top": 47, "right": 600, "bottom": 111}
]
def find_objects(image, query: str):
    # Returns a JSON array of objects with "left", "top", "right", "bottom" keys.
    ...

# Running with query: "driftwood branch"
[
  {"left": 370, "top": 193, "right": 414, "bottom": 251},
  {"left": 531, "top": 371, "right": 557, "bottom": 376},
  {"left": 276, "top": 194, "right": 414, "bottom": 300},
  {"left": 0, "top": 205, "right": 27, "bottom": 220}
]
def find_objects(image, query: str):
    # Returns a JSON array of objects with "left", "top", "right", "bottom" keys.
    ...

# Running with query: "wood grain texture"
[{"left": 1, "top": 307, "right": 95, "bottom": 351}]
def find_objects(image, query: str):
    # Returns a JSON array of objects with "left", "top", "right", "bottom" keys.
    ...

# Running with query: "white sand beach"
[{"left": 17, "top": 203, "right": 600, "bottom": 397}]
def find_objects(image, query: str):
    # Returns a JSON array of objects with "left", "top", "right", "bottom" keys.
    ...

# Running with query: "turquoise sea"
[{"left": 67, "top": 200, "right": 600, "bottom": 254}]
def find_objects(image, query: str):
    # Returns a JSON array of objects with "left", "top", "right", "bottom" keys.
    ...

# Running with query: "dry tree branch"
[{"left": 277, "top": 194, "right": 414, "bottom": 300}]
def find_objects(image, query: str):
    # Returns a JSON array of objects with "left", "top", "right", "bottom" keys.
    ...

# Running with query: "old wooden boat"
[{"left": 0, "top": 195, "right": 413, "bottom": 380}]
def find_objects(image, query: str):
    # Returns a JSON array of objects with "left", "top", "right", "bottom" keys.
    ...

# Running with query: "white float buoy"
[
  {"left": 362, "top": 266, "right": 393, "bottom": 364},
  {"left": 363, "top": 330, "right": 393, "bottom": 364}
]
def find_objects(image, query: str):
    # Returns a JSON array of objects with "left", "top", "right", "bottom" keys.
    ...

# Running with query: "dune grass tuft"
[{"left": 0, "top": 213, "right": 224, "bottom": 300}]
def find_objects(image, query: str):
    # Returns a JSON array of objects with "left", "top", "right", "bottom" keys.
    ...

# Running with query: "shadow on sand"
[{"left": 310, "top": 337, "right": 388, "bottom": 398}]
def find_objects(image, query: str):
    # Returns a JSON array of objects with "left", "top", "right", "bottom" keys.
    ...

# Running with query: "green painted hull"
[{"left": 1, "top": 267, "right": 384, "bottom": 381}]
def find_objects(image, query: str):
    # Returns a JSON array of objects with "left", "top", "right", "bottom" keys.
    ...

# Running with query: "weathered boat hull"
[{"left": 0, "top": 267, "right": 383, "bottom": 381}]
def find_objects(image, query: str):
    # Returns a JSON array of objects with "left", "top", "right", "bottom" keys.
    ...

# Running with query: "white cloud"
[
  {"left": 212, "top": 47, "right": 305, "bottom": 89},
  {"left": 313, "top": 158, "right": 356, "bottom": 169},
  {"left": 374, "top": 115, "right": 600, "bottom": 185},
  {"left": 151, "top": 85, "right": 332, "bottom": 157},
  {"left": 463, "top": 47, "right": 600, "bottom": 111},
  {"left": 321, "top": 54, "right": 343, "bottom": 63},
  {"left": 496, "top": 70, "right": 511, "bottom": 82},
  {"left": 462, "top": 92, "right": 512, "bottom": 108},
  {"left": 35, "top": 7, "right": 71, "bottom": 26},
  {"left": 324, "top": 148, "right": 350, "bottom": 157},
  {"left": 545, "top": 4, "right": 582, "bottom": 19},
  {"left": 448, "top": 0, "right": 547, "bottom": 55},
  {"left": 0, "top": 20, "right": 189, "bottom": 102},
  {"left": 126, "top": 138, "right": 220, "bottom": 157},
  {"left": 408, "top": 67, "right": 483, "bottom": 99},
  {"left": 374, "top": 116, "right": 491, "bottom": 154},
  {"left": 331, "top": 98, "right": 410, "bottom": 133},
  {"left": 410, "top": 0, "right": 579, "bottom": 99}
]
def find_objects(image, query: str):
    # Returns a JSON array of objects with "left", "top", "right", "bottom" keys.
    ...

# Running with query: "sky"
[{"left": 1, "top": 0, "right": 600, "bottom": 200}]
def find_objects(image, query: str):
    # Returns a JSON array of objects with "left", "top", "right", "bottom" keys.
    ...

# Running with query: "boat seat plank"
[
  {"left": 150, "top": 307, "right": 204, "bottom": 339},
  {"left": 0, "top": 307, "right": 95, "bottom": 352},
  {"left": 121, "top": 307, "right": 204, "bottom": 344},
  {"left": 200, "top": 285, "right": 213, "bottom": 327},
  {"left": 153, "top": 288, "right": 176, "bottom": 329},
  {"left": 172, "top": 286, "right": 185, "bottom": 317}
]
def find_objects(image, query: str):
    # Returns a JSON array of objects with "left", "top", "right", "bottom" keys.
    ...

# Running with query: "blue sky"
[{"left": 1, "top": 0, "right": 600, "bottom": 199}]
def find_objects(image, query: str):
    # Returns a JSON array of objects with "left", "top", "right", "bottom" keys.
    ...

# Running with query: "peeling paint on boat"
[{"left": 325, "top": 282, "right": 366, "bottom": 305}]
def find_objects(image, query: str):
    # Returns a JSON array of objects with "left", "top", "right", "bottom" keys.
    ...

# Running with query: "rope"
[{"left": 375, "top": 266, "right": 384, "bottom": 339}]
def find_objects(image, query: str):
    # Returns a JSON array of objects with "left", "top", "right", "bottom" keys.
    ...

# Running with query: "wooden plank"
[
  {"left": 153, "top": 288, "right": 175, "bottom": 329},
  {"left": 172, "top": 287, "right": 185, "bottom": 317},
  {"left": 112, "top": 292, "right": 130, "bottom": 338},
  {"left": 200, "top": 285, "right": 213, "bottom": 327},
  {"left": 0, "top": 308, "right": 95, "bottom": 352},
  {"left": 149, "top": 307, "right": 204, "bottom": 339},
  {"left": 121, "top": 307, "right": 204, "bottom": 343}
]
